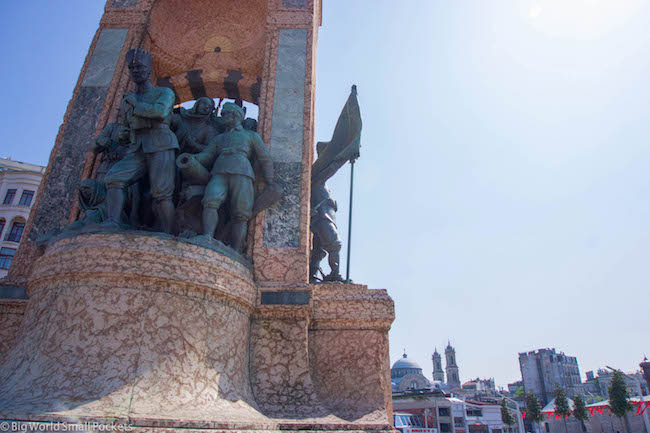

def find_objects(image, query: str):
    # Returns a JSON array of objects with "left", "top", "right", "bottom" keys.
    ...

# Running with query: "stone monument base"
[{"left": 0, "top": 233, "right": 395, "bottom": 433}]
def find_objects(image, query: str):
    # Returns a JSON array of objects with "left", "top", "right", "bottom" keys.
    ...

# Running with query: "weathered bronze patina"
[
  {"left": 310, "top": 86, "right": 362, "bottom": 283},
  {"left": 103, "top": 48, "right": 179, "bottom": 234},
  {"left": 170, "top": 97, "right": 218, "bottom": 153},
  {"left": 177, "top": 102, "right": 275, "bottom": 252}
]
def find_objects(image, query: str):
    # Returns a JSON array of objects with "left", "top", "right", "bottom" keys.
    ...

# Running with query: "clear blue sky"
[{"left": 1, "top": 1, "right": 649, "bottom": 387}]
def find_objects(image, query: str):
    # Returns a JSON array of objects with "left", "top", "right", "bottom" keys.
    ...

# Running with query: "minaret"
[
  {"left": 445, "top": 341, "right": 460, "bottom": 388},
  {"left": 432, "top": 348, "right": 445, "bottom": 382}
]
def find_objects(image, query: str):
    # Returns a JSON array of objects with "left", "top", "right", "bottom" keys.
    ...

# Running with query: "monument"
[{"left": 0, "top": 1, "right": 395, "bottom": 432}]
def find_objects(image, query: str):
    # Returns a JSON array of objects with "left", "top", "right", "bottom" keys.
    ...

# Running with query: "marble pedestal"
[{"left": 0, "top": 233, "right": 395, "bottom": 433}]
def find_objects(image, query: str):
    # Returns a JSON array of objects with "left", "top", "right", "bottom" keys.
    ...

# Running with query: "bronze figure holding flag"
[{"left": 310, "top": 85, "right": 362, "bottom": 283}]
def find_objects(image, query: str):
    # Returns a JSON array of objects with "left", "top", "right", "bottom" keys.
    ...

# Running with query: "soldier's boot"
[
  {"left": 325, "top": 249, "right": 343, "bottom": 282},
  {"left": 309, "top": 247, "right": 327, "bottom": 283},
  {"left": 199, "top": 207, "right": 219, "bottom": 240},
  {"left": 309, "top": 266, "right": 319, "bottom": 283},
  {"left": 231, "top": 221, "right": 248, "bottom": 253},
  {"left": 158, "top": 199, "right": 175, "bottom": 234},
  {"left": 103, "top": 188, "right": 125, "bottom": 228}
]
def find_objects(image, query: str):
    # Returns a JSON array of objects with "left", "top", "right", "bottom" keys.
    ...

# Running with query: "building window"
[
  {"left": 18, "top": 190, "right": 34, "bottom": 206},
  {"left": 6, "top": 221, "right": 24, "bottom": 242},
  {"left": 467, "top": 408, "right": 483, "bottom": 417},
  {"left": 439, "top": 423, "right": 451, "bottom": 433},
  {"left": 438, "top": 407, "right": 450, "bottom": 417},
  {"left": 0, "top": 247, "right": 16, "bottom": 270},
  {"left": 454, "top": 417, "right": 465, "bottom": 428},
  {"left": 0, "top": 219, "right": 4, "bottom": 238},
  {"left": 3, "top": 189, "right": 16, "bottom": 205}
]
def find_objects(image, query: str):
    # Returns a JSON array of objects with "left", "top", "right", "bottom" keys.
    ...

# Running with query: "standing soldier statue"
[
  {"left": 176, "top": 102, "right": 276, "bottom": 253},
  {"left": 103, "top": 48, "right": 179, "bottom": 234},
  {"left": 310, "top": 86, "right": 362, "bottom": 283}
]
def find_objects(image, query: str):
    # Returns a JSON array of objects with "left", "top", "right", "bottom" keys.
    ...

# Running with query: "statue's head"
[
  {"left": 242, "top": 118, "right": 258, "bottom": 132},
  {"left": 192, "top": 97, "right": 215, "bottom": 116},
  {"left": 126, "top": 48, "right": 153, "bottom": 85},
  {"left": 221, "top": 102, "right": 245, "bottom": 127}
]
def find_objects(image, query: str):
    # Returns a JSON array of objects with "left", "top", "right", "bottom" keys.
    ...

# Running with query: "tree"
[
  {"left": 526, "top": 392, "right": 544, "bottom": 433},
  {"left": 515, "top": 386, "right": 525, "bottom": 399},
  {"left": 608, "top": 370, "right": 633, "bottom": 433},
  {"left": 501, "top": 399, "right": 516, "bottom": 431},
  {"left": 572, "top": 394, "right": 588, "bottom": 432},
  {"left": 554, "top": 386, "right": 571, "bottom": 433}
]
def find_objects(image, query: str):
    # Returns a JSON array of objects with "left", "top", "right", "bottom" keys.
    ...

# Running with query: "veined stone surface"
[
  {"left": 0, "top": 234, "right": 260, "bottom": 421},
  {"left": 0, "top": 299, "right": 27, "bottom": 362},
  {"left": 0, "top": 235, "right": 395, "bottom": 430},
  {"left": 29, "top": 27, "right": 128, "bottom": 243}
]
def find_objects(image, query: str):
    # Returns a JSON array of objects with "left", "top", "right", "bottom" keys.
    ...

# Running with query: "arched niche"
[{"left": 145, "top": 0, "right": 268, "bottom": 105}]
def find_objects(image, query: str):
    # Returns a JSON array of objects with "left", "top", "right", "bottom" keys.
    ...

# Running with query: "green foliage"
[
  {"left": 500, "top": 399, "right": 515, "bottom": 426},
  {"left": 515, "top": 386, "right": 525, "bottom": 398},
  {"left": 526, "top": 392, "right": 543, "bottom": 423},
  {"left": 608, "top": 370, "right": 633, "bottom": 419},
  {"left": 553, "top": 386, "right": 571, "bottom": 418},
  {"left": 572, "top": 394, "right": 588, "bottom": 422}
]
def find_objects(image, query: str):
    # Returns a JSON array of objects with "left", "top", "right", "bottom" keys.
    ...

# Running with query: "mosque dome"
[{"left": 391, "top": 353, "right": 423, "bottom": 380}]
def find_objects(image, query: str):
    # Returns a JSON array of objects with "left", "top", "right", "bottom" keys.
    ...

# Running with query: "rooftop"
[
  {"left": 392, "top": 353, "right": 423, "bottom": 371},
  {"left": 0, "top": 157, "right": 46, "bottom": 174}
]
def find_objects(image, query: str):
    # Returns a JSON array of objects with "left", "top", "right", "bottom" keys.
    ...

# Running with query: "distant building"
[
  {"left": 393, "top": 389, "right": 470, "bottom": 433},
  {"left": 461, "top": 378, "right": 496, "bottom": 396},
  {"left": 391, "top": 353, "right": 433, "bottom": 392},
  {"left": 540, "top": 395, "right": 650, "bottom": 433},
  {"left": 393, "top": 389, "right": 525, "bottom": 433},
  {"left": 0, "top": 158, "right": 46, "bottom": 278},
  {"left": 518, "top": 348, "right": 583, "bottom": 405},
  {"left": 465, "top": 398, "right": 524, "bottom": 433},
  {"left": 583, "top": 368, "right": 649, "bottom": 399},
  {"left": 432, "top": 348, "right": 445, "bottom": 382},
  {"left": 445, "top": 342, "right": 461, "bottom": 389},
  {"left": 507, "top": 380, "right": 523, "bottom": 395}
]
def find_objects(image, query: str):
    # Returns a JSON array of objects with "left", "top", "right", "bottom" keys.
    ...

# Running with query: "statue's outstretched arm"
[
  {"left": 193, "top": 136, "right": 219, "bottom": 169},
  {"left": 312, "top": 156, "right": 347, "bottom": 186}
]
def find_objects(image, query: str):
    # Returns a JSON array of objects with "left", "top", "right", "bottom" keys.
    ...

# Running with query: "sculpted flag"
[{"left": 312, "top": 85, "right": 362, "bottom": 185}]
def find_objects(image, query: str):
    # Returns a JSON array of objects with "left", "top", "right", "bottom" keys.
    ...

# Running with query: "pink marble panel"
[
  {"left": 0, "top": 300, "right": 27, "bottom": 361},
  {"left": 250, "top": 307, "right": 325, "bottom": 418}
]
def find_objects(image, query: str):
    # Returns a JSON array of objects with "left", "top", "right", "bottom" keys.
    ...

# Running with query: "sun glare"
[{"left": 523, "top": 0, "right": 645, "bottom": 41}]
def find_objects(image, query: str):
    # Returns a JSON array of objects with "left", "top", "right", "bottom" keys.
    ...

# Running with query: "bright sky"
[{"left": 1, "top": 1, "right": 649, "bottom": 388}]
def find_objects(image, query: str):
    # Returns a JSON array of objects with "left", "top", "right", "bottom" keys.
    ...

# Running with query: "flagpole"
[{"left": 345, "top": 159, "right": 355, "bottom": 283}]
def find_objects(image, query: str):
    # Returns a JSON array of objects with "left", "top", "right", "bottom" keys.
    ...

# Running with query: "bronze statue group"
[{"left": 70, "top": 48, "right": 361, "bottom": 283}]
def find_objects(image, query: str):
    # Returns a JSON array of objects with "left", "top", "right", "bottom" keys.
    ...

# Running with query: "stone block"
[
  {"left": 81, "top": 29, "right": 128, "bottom": 88},
  {"left": 111, "top": 0, "right": 138, "bottom": 7},
  {"left": 283, "top": 0, "right": 309, "bottom": 8},
  {"left": 263, "top": 162, "right": 302, "bottom": 248}
]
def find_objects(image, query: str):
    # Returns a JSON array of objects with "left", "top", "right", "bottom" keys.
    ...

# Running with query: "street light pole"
[{"left": 423, "top": 408, "right": 431, "bottom": 429}]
